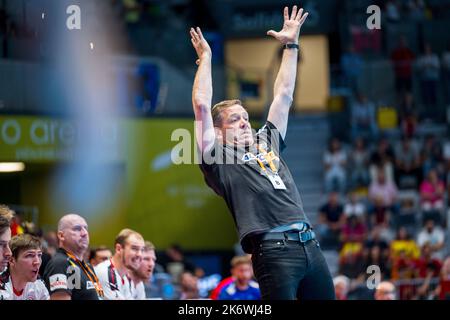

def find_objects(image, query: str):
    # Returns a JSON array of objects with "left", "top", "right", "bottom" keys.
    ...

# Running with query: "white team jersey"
[
  {"left": 130, "top": 280, "right": 146, "bottom": 300},
  {"left": 0, "top": 276, "right": 49, "bottom": 300},
  {"left": 94, "top": 259, "right": 132, "bottom": 300}
]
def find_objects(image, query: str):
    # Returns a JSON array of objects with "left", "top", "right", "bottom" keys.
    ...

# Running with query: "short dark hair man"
[{"left": 0, "top": 234, "right": 49, "bottom": 300}]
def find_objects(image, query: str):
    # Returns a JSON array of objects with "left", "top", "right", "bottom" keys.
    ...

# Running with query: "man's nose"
[{"left": 4, "top": 245, "right": 12, "bottom": 258}]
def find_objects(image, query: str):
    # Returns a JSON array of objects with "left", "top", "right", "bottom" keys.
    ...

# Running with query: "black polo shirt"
[
  {"left": 43, "top": 248, "right": 99, "bottom": 300},
  {"left": 200, "top": 121, "right": 310, "bottom": 253}
]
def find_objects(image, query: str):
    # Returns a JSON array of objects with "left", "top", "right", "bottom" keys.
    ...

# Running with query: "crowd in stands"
[{"left": 321, "top": 42, "right": 450, "bottom": 297}]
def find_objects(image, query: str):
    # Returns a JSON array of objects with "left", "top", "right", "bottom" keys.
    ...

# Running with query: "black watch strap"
[{"left": 284, "top": 43, "right": 299, "bottom": 50}]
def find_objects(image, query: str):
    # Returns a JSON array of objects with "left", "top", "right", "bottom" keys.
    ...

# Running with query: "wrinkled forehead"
[{"left": 222, "top": 104, "right": 248, "bottom": 117}]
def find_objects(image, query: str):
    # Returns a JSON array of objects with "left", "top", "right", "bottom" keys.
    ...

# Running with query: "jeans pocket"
[{"left": 259, "top": 240, "right": 286, "bottom": 256}]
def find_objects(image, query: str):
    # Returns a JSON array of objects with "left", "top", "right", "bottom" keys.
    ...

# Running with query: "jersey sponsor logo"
[
  {"left": 242, "top": 152, "right": 256, "bottom": 162},
  {"left": 86, "top": 281, "right": 95, "bottom": 290},
  {"left": 49, "top": 274, "right": 68, "bottom": 291}
]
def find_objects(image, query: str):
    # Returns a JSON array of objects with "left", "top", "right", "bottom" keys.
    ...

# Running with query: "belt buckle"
[{"left": 298, "top": 230, "right": 310, "bottom": 243}]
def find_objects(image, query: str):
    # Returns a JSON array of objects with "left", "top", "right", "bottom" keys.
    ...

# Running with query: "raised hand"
[
  {"left": 190, "top": 27, "right": 212, "bottom": 65},
  {"left": 267, "top": 6, "right": 308, "bottom": 45}
]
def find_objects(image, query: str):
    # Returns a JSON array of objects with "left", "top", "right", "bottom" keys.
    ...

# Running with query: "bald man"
[
  {"left": 43, "top": 214, "right": 104, "bottom": 300},
  {"left": 375, "top": 281, "right": 396, "bottom": 300}
]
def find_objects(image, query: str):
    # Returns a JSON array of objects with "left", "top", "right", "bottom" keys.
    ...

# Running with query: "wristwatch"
[{"left": 284, "top": 43, "right": 299, "bottom": 50}]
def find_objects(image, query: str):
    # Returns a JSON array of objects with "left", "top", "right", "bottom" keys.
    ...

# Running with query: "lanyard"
[
  {"left": 64, "top": 249, "right": 104, "bottom": 298},
  {"left": 256, "top": 145, "right": 277, "bottom": 173}
]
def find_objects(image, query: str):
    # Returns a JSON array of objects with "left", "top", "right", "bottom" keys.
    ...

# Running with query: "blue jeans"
[{"left": 251, "top": 238, "right": 336, "bottom": 300}]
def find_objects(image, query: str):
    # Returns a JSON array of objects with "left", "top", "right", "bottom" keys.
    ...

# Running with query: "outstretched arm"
[
  {"left": 267, "top": 6, "right": 308, "bottom": 139},
  {"left": 190, "top": 27, "right": 216, "bottom": 153}
]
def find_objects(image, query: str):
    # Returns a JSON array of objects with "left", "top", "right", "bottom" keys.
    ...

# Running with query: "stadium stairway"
[{"left": 283, "top": 113, "right": 330, "bottom": 226}]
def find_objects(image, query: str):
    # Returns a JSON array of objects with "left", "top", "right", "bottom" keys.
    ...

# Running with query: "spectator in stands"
[
  {"left": 348, "top": 138, "right": 370, "bottom": 189},
  {"left": 179, "top": 271, "right": 200, "bottom": 300},
  {"left": 369, "top": 138, "right": 395, "bottom": 183},
  {"left": 386, "top": 1, "right": 401, "bottom": 22},
  {"left": 414, "top": 243, "right": 442, "bottom": 279},
  {"left": 391, "top": 248, "right": 417, "bottom": 299},
  {"left": 394, "top": 135, "right": 421, "bottom": 188},
  {"left": 316, "top": 192, "right": 346, "bottom": 246},
  {"left": 434, "top": 257, "right": 450, "bottom": 300},
  {"left": 369, "top": 169, "right": 398, "bottom": 211},
  {"left": 420, "top": 134, "right": 444, "bottom": 179},
  {"left": 89, "top": 246, "right": 112, "bottom": 267},
  {"left": 340, "top": 214, "right": 367, "bottom": 244},
  {"left": 338, "top": 244, "right": 365, "bottom": 280},
  {"left": 129, "top": 241, "right": 156, "bottom": 300},
  {"left": 399, "top": 92, "right": 418, "bottom": 138},
  {"left": 0, "top": 205, "right": 14, "bottom": 273},
  {"left": 344, "top": 192, "right": 366, "bottom": 221},
  {"left": 390, "top": 36, "right": 415, "bottom": 96},
  {"left": 351, "top": 93, "right": 378, "bottom": 142},
  {"left": 390, "top": 227, "right": 420, "bottom": 261},
  {"left": 397, "top": 197, "right": 418, "bottom": 229},
  {"left": 0, "top": 234, "right": 49, "bottom": 300},
  {"left": 417, "top": 43, "right": 440, "bottom": 116},
  {"left": 375, "top": 281, "right": 396, "bottom": 300},
  {"left": 442, "top": 42, "right": 450, "bottom": 105},
  {"left": 323, "top": 137, "right": 347, "bottom": 193},
  {"left": 364, "top": 226, "right": 390, "bottom": 260},
  {"left": 417, "top": 219, "right": 445, "bottom": 261},
  {"left": 419, "top": 169, "right": 445, "bottom": 212},
  {"left": 341, "top": 44, "right": 363, "bottom": 94},
  {"left": 333, "top": 275, "right": 350, "bottom": 300},
  {"left": 363, "top": 245, "right": 390, "bottom": 281},
  {"left": 368, "top": 197, "right": 391, "bottom": 229},
  {"left": 218, "top": 256, "right": 260, "bottom": 300}
]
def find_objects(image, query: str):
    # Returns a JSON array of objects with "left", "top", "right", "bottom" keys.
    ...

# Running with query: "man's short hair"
[
  {"left": 89, "top": 246, "right": 110, "bottom": 260},
  {"left": 144, "top": 241, "right": 155, "bottom": 252},
  {"left": 230, "top": 255, "right": 251, "bottom": 268},
  {"left": 114, "top": 229, "right": 143, "bottom": 247},
  {"left": 0, "top": 205, "right": 14, "bottom": 235},
  {"left": 9, "top": 234, "right": 42, "bottom": 259},
  {"left": 211, "top": 99, "right": 242, "bottom": 127}
]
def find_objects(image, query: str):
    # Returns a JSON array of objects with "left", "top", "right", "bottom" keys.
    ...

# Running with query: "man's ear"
[
  {"left": 214, "top": 127, "right": 223, "bottom": 141},
  {"left": 57, "top": 231, "right": 64, "bottom": 244},
  {"left": 115, "top": 243, "right": 122, "bottom": 254}
]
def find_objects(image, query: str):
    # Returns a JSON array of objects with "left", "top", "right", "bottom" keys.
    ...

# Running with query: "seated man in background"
[
  {"left": 394, "top": 136, "right": 421, "bottom": 188},
  {"left": 316, "top": 192, "right": 346, "bottom": 248},
  {"left": 218, "top": 255, "right": 260, "bottom": 300},
  {"left": 129, "top": 240, "right": 156, "bottom": 300},
  {"left": 0, "top": 205, "right": 14, "bottom": 274},
  {"left": 95, "top": 228, "right": 144, "bottom": 300},
  {"left": 43, "top": 214, "right": 103, "bottom": 300},
  {"left": 89, "top": 246, "right": 112, "bottom": 267},
  {"left": 417, "top": 219, "right": 445, "bottom": 261},
  {"left": 0, "top": 234, "right": 49, "bottom": 300}
]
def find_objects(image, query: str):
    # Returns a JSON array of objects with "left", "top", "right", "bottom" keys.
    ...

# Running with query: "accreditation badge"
[{"left": 266, "top": 171, "right": 287, "bottom": 190}]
